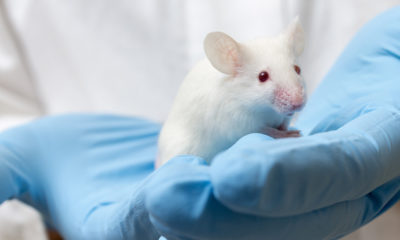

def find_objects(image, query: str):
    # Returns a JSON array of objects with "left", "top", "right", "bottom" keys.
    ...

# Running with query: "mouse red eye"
[
  {"left": 258, "top": 71, "right": 269, "bottom": 82},
  {"left": 294, "top": 65, "right": 301, "bottom": 75}
]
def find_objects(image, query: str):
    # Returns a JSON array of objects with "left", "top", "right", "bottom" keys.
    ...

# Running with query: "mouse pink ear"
[
  {"left": 284, "top": 17, "right": 305, "bottom": 57},
  {"left": 204, "top": 32, "right": 242, "bottom": 75}
]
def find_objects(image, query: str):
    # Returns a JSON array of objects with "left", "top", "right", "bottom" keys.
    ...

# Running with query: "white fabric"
[
  {"left": 2, "top": 0, "right": 399, "bottom": 121},
  {"left": 0, "top": 0, "right": 399, "bottom": 239},
  {"left": 0, "top": 1, "right": 41, "bottom": 120},
  {"left": 0, "top": 201, "right": 47, "bottom": 240}
]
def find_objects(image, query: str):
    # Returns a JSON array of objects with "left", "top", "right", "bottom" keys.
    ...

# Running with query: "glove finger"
[
  {"left": 146, "top": 158, "right": 400, "bottom": 240},
  {"left": 297, "top": 6, "right": 400, "bottom": 134},
  {"left": 77, "top": 156, "right": 206, "bottom": 240},
  {"left": 210, "top": 108, "right": 400, "bottom": 217}
]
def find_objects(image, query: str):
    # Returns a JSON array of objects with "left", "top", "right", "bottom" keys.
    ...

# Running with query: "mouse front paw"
[{"left": 262, "top": 127, "right": 301, "bottom": 139}]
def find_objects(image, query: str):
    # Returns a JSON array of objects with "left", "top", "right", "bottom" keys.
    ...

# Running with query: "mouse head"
[{"left": 204, "top": 18, "right": 306, "bottom": 116}]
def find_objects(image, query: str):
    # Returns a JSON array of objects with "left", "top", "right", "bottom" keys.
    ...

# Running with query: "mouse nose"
[
  {"left": 275, "top": 87, "right": 305, "bottom": 113},
  {"left": 290, "top": 102, "right": 304, "bottom": 111},
  {"left": 290, "top": 94, "right": 304, "bottom": 111}
]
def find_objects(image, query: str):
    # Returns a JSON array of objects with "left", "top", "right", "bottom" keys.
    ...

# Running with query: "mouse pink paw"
[{"left": 262, "top": 127, "right": 301, "bottom": 139}]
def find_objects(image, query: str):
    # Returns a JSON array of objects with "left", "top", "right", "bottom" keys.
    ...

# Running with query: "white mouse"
[{"left": 157, "top": 18, "right": 306, "bottom": 167}]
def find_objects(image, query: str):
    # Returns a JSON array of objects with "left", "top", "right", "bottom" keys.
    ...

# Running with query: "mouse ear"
[
  {"left": 204, "top": 32, "right": 241, "bottom": 75},
  {"left": 284, "top": 17, "right": 305, "bottom": 57}
]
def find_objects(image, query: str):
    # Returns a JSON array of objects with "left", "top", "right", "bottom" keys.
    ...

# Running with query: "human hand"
[
  {"left": 0, "top": 114, "right": 165, "bottom": 239},
  {"left": 144, "top": 6, "right": 400, "bottom": 240}
]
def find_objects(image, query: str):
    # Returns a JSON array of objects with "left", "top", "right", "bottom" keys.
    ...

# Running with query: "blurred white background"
[{"left": 0, "top": 0, "right": 399, "bottom": 239}]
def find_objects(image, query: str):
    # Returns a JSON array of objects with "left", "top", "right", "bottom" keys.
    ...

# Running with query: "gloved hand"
[
  {"left": 0, "top": 6, "right": 399, "bottom": 240},
  {"left": 145, "top": 5, "right": 400, "bottom": 240},
  {"left": 0, "top": 114, "right": 164, "bottom": 239}
]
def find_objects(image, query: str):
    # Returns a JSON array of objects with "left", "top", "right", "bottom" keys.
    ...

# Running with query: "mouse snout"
[
  {"left": 274, "top": 87, "right": 305, "bottom": 114},
  {"left": 290, "top": 92, "right": 304, "bottom": 110},
  {"left": 289, "top": 102, "right": 303, "bottom": 112}
]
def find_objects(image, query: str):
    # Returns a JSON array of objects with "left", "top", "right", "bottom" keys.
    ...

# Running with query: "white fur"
[{"left": 157, "top": 19, "right": 305, "bottom": 165}]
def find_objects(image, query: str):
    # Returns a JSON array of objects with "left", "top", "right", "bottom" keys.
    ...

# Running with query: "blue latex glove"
[
  {"left": 0, "top": 114, "right": 163, "bottom": 239},
  {"left": 145, "top": 6, "right": 400, "bottom": 240},
  {"left": 0, "top": 6, "right": 399, "bottom": 240}
]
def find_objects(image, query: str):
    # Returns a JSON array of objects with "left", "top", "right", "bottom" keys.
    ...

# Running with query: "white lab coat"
[{"left": 0, "top": 1, "right": 399, "bottom": 239}]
